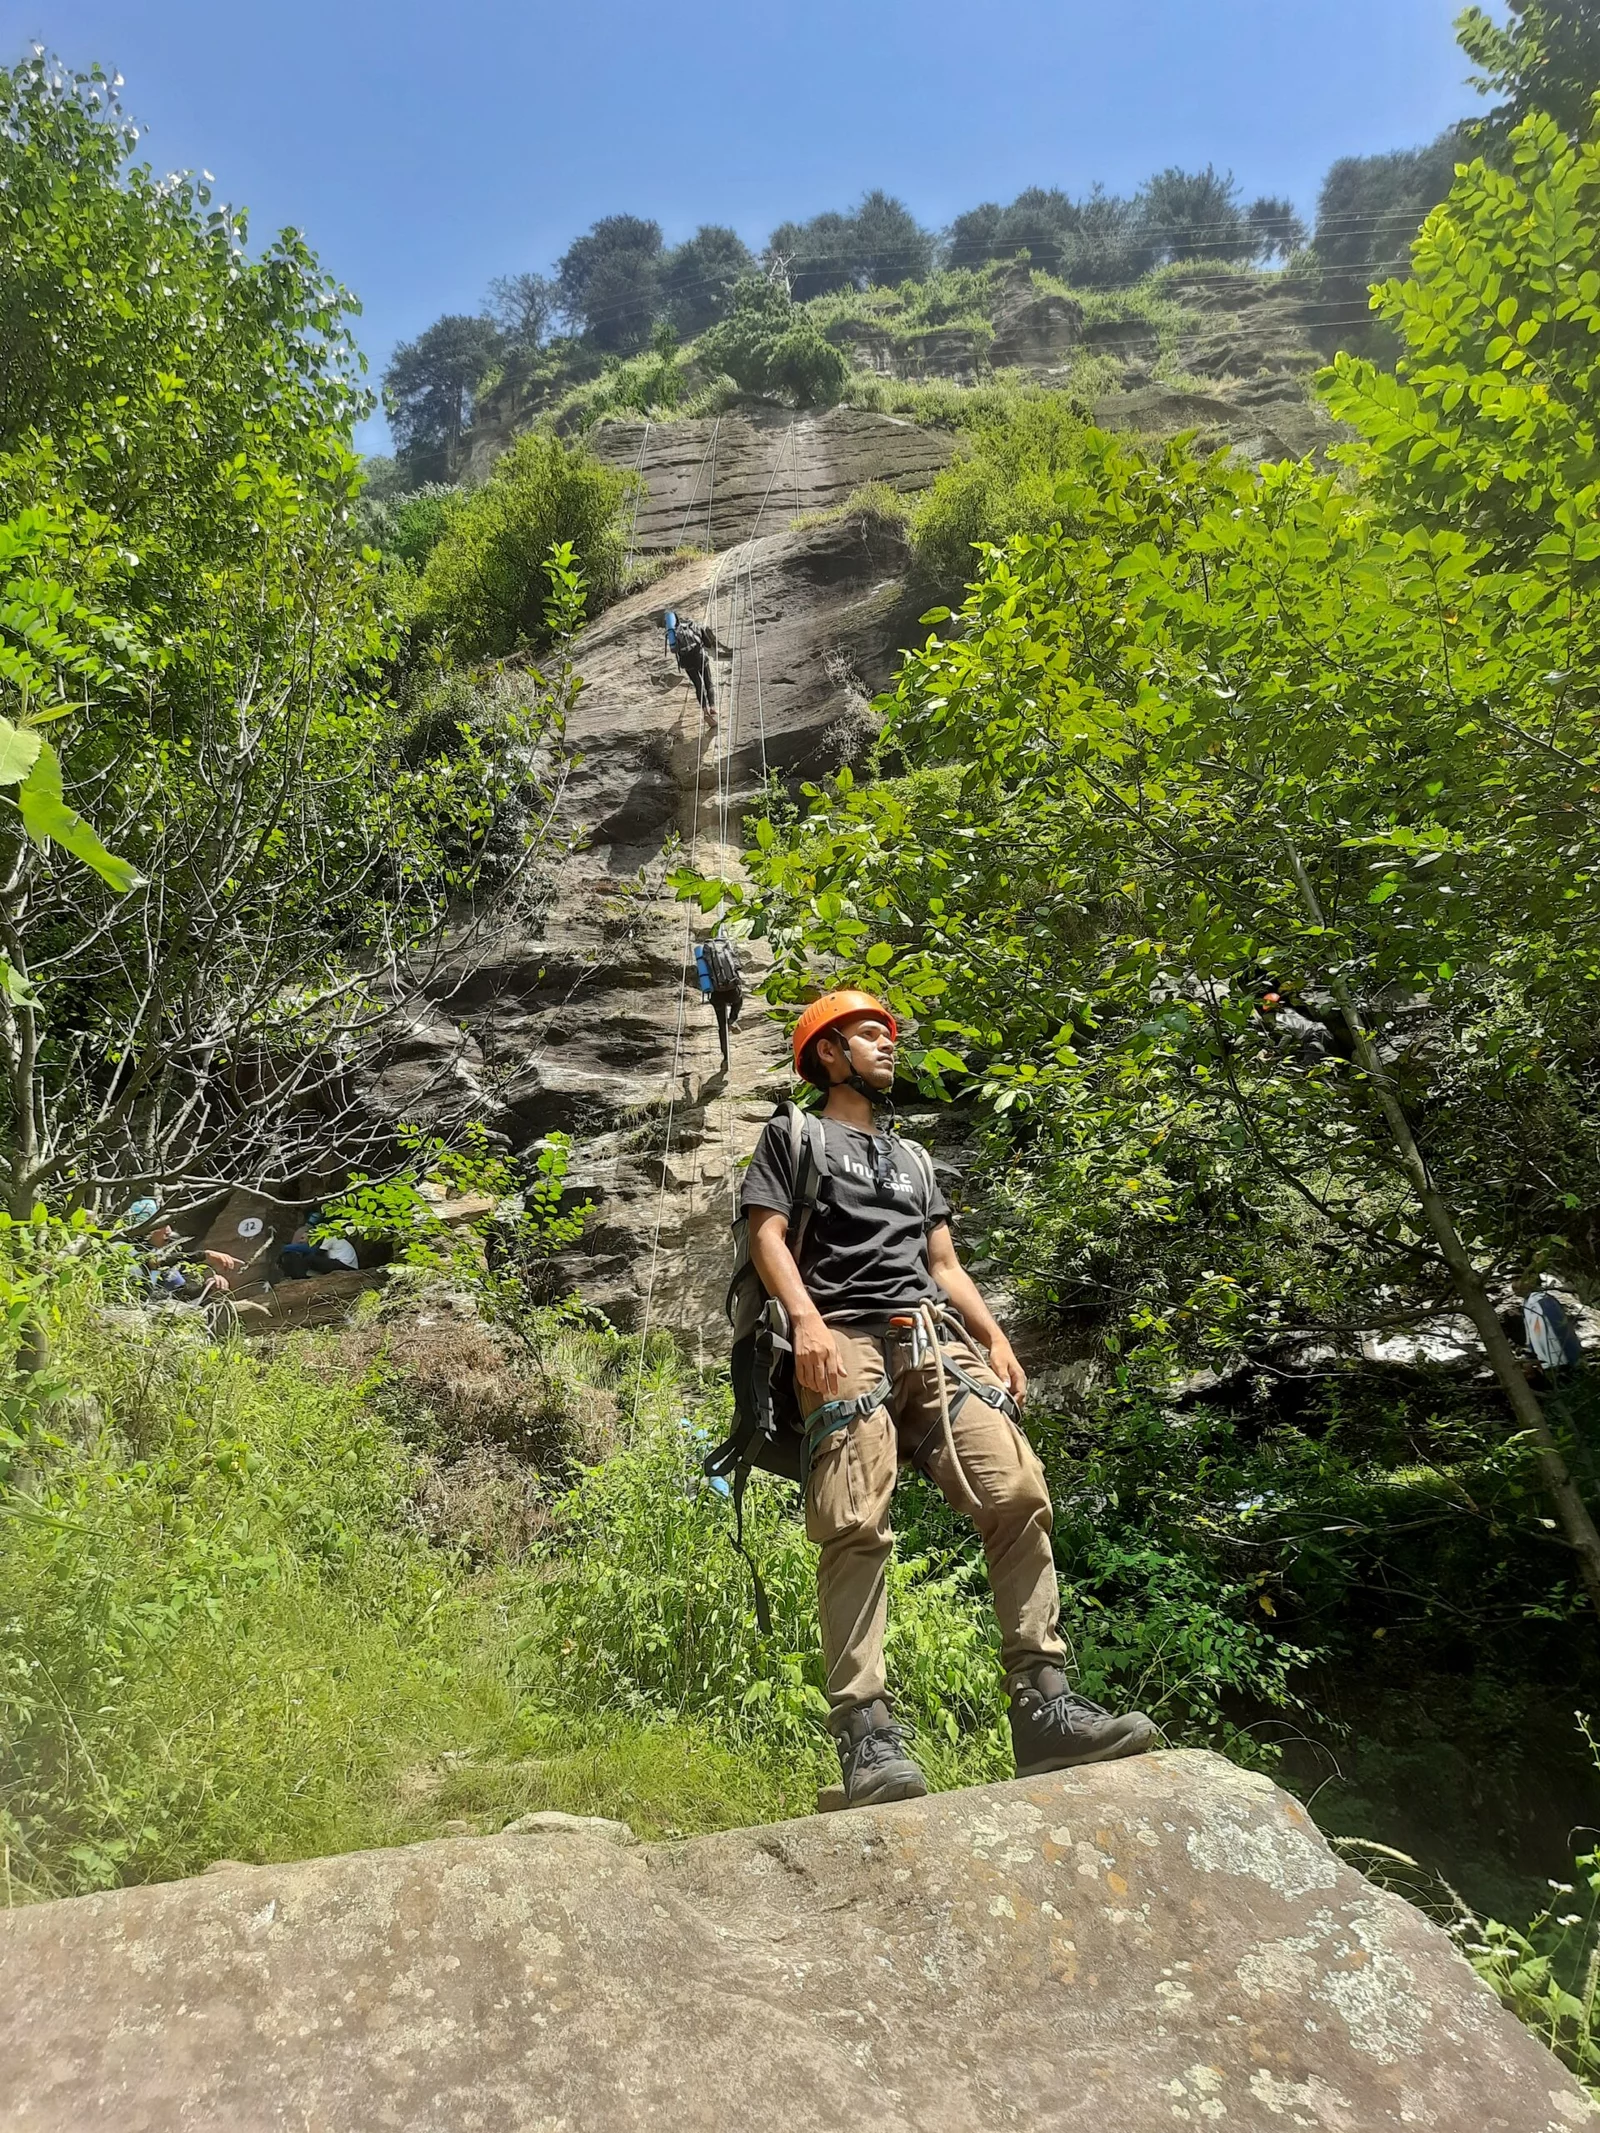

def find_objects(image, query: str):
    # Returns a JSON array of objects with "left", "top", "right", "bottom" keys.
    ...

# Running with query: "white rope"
[
  {"left": 705, "top": 416, "right": 720, "bottom": 553},
  {"left": 737, "top": 422, "right": 797, "bottom": 789},
  {"left": 630, "top": 517, "right": 730, "bottom": 1424},
  {"left": 916, "top": 1300, "right": 984, "bottom": 1516},
  {"left": 622, "top": 418, "right": 651, "bottom": 577},
  {"left": 632, "top": 414, "right": 802, "bottom": 1404},
  {"left": 676, "top": 416, "right": 721, "bottom": 550}
]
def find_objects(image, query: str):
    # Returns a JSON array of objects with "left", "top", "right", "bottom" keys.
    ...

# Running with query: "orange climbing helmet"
[{"left": 790, "top": 989, "right": 898, "bottom": 1072}]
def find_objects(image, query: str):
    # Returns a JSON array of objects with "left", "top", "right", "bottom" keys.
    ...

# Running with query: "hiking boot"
[
  {"left": 1008, "top": 1664, "right": 1156, "bottom": 1775},
  {"left": 834, "top": 1698, "right": 929, "bottom": 1807}
]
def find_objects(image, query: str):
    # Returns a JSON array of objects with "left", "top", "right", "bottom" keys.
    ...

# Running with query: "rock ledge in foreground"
[{"left": 0, "top": 1750, "right": 1590, "bottom": 2132}]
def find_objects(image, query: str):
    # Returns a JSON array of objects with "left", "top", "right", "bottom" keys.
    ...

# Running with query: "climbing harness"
[{"left": 702, "top": 1110, "right": 954, "bottom": 1627}]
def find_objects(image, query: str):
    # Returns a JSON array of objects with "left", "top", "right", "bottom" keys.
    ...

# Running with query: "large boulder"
[{"left": 0, "top": 1752, "right": 1587, "bottom": 2131}]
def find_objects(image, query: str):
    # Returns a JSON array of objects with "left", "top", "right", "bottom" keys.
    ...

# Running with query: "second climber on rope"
[
  {"left": 694, "top": 934, "right": 745, "bottom": 1076},
  {"left": 739, "top": 989, "right": 1156, "bottom": 1809},
  {"left": 665, "top": 608, "right": 716, "bottom": 718}
]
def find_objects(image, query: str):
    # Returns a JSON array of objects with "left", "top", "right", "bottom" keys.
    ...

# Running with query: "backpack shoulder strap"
[
  {"left": 784, "top": 1105, "right": 828, "bottom": 1254},
  {"left": 896, "top": 1134, "right": 938, "bottom": 1218}
]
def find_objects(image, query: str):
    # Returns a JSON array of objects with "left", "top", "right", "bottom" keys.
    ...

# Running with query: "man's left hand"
[{"left": 988, "top": 1337, "right": 1027, "bottom": 1406}]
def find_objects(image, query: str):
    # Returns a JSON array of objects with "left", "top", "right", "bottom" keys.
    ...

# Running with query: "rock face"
[
  {"left": 0, "top": 1753, "right": 1586, "bottom": 2132},
  {"left": 381, "top": 367, "right": 1341, "bottom": 1338},
  {"left": 588, "top": 406, "right": 955, "bottom": 557},
  {"left": 373, "top": 507, "right": 928, "bottom": 1336}
]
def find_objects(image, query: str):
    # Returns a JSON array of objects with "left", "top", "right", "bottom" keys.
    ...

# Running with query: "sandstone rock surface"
[
  {"left": 374, "top": 507, "right": 929, "bottom": 1337},
  {"left": 588, "top": 406, "right": 955, "bottom": 556},
  {"left": 0, "top": 1753, "right": 1587, "bottom": 2132}
]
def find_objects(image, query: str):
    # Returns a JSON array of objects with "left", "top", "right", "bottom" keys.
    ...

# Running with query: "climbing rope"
[
  {"left": 712, "top": 420, "right": 794, "bottom": 797},
  {"left": 631, "top": 538, "right": 732, "bottom": 1424},
  {"left": 622, "top": 418, "right": 652, "bottom": 577},
  {"left": 705, "top": 416, "right": 720, "bottom": 553},
  {"left": 632, "top": 415, "right": 806, "bottom": 1407},
  {"left": 676, "top": 417, "right": 722, "bottom": 551}
]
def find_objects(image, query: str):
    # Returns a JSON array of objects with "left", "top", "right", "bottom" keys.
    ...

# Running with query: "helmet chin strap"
[{"left": 833, "top": 1030, "right": 897, "bottom": 1130}]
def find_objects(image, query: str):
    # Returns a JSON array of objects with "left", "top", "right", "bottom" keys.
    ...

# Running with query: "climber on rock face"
[
  {"left": 694, "top": 935, "right": 745, "bottom": 1076},
  {"left": 665, "top": 609, "right": 716, "bottom": 717},
  {"left": 740, "top": 990, "right": 1156, "bottom": 1809}
]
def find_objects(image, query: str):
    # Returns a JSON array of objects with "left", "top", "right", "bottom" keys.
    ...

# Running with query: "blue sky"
[{"left": 19, "top": 2, "right": 1484, "bottom": 451}]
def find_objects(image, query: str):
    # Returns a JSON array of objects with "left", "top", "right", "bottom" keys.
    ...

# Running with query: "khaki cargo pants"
[{"left": 798, "top": 1320, "right": 1066, "bottom": 1724}]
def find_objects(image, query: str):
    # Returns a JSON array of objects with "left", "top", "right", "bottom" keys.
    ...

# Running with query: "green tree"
[
  {"left": 1322, "top": 106, "right": 1600, "bottom": 565},
  {"left": 696, "top": 280, "right": 850, "bottom": 408},
  {"left": 1314, "top": 134, "right": 1466, "bottom": 279},
  {"left": 767, "top": 193, "right": 934, "bottom": 297},
  {"left": 1245, "top": 195, "right": 1308, "bottom": 260},
  {"left": 851, "top": 189, "right": 937, "bottom": 285},
  {"left": 946, "top": 201, "right": 1005, "bottom": 269},
  {"left": 661, "top": 225, "right": 756, "bottom": 336},
  {"left": 415, "top": 431, "right": 631, "bottom": 655},
  {"left": 383, "top": 314, "right": 504, "bottom": 482},
  {"left": 556, "top": 214, "right": 663, "bottom": 352},
  {"left": 1136, "top": 165, "right": 1251, "bottom": 263},
  {"left": 488, "top": 269, "right": 559, "bottom": 350},
  {"left": 988, "top": 187, "right": 1079, "bottom": 273},
  {"left": 0, "top": 56, "right": 569, "bottom": 1215},
  {"left": 946, "top": 185, "right": 1151, "bottom": 285},
  {"left": 1458, "top": 0, "right": 1600, "bottom": 152}
]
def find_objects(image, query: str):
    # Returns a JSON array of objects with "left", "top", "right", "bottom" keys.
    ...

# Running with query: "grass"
[
  {"left": 0, "top": 1293, "right": 795, "bottom": 1898},
  {"left": 507, "top": 260, "right": 1281, "bottom": 446},
  {"left": 788, "top": 479, "right": 915, "bottom": 535},
  {"left": 0, "top": 1277, "right": 1024, "bottom": 1900}
]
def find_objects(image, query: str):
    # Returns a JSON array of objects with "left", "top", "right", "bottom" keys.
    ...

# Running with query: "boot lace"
[
  {"left": 850, "top": 1715, "right": 917, "bottom": 1770},
  {"left": 1030, "top": 1684, "right": 1108, "bottom": 1729}
]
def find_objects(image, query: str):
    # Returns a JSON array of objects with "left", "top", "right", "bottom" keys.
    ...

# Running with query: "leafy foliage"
[
  {"left": 696, "top": 280, "right": 851, "bottom": 407},
  {"left": 907, "top": 394, "right": 1095, "bottom": 588},
  {"left": 382, "top": 314, "right": 504, "bottom": 483},
  {"left": 415, "top": 436, "right": 631, "bottom": 654},
  {"left": 661, "top": 225, "right": 758, "bottom": 336},
  {"left": 0, "top": 59, "right": 573, "bottom": 1214},
  {"left": 1323, "top": 105, "right": 1600, "bottom": 562},
  {"left": 767, "top": 191, "right": 935, "bottom": 298},
  {"left": 1459, "top": 0, "right": 1600, "bottom": 153},
  {"left": 556, "top": 213, "right": 665, "bottom": 353}
]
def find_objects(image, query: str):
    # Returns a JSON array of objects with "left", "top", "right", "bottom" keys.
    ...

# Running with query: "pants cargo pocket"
[{"left": 805, "top": 1426, "right": 863, "bottom": 1544}]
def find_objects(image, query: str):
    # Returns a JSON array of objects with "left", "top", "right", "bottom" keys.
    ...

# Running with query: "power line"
[{"left": 455, "top": 210, "right": 1459, "bottom": 345}]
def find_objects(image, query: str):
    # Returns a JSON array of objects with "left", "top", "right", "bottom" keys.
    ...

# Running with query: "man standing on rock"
[{"left": 742, "top": 989, "right": 1155, "bottom": 1809}]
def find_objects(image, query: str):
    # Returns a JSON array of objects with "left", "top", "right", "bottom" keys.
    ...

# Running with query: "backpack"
[
  {"left": 702, "top": 1102, "right": 937, "bottom": 1629},
  {"left": 674, "top": 618, "right": 705, "bottom": 661},
  {"left": 695, "top": 937, "right": 744, "bottom": 1000}
]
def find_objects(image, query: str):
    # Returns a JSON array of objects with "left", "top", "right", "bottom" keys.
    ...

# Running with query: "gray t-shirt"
[{"left": 740, "top": 1114, "right": 951, "bottom": 1325}]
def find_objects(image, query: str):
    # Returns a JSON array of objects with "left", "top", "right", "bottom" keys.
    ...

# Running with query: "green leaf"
[
  {"left": 0, "top": 719, "right": 43, "bottom": 788},
  {"left": 16, "top": 742, "right": 142, "bottom": 893}
]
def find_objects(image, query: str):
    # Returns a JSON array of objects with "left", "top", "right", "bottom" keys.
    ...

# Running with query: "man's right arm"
[{"left": 747, "top": 1206, "right": 843, "bottom": 1398}]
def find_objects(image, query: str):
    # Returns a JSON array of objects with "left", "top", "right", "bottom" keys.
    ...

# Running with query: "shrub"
[
  {"left": 909, "top": 392, "right": 1092, "bottom": 588},
  {"left": 357, "top": 481, "right": 459, "bottom": 569},
  {"left": 697, "top": 281, "right": 850, "bottom": 409},
  {"left": 415, "top": 432, "right": 632, "bottom": 655}
]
